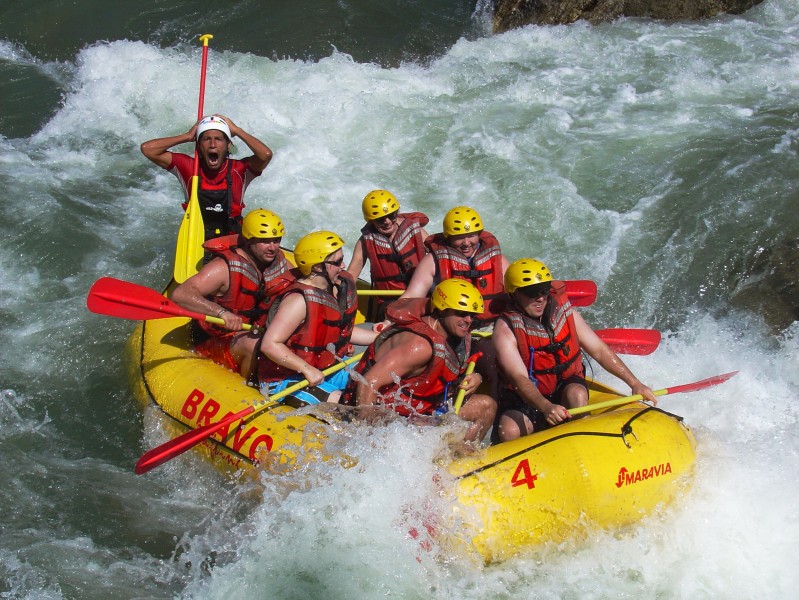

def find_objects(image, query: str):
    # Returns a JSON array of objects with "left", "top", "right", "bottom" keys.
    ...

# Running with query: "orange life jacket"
[
  {"left": 361, "top": 212, "right": 429, "bottom": 290},
  {"left": 342, "top": 298, "right": 469, "bottom": 416},
  {"left": 425, "top": 230, "right": 506, "bottom": 323},
  {"left": 197, "top": 236, "right": 266, "bottom": 336},
  {"left": 258, "top": 271, "right": 358, "bottom": 382},
  {"left": 499, "top": 281, "right": 584, "bottom": 397}
]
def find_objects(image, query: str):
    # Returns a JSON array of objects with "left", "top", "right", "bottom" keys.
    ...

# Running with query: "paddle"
[
  {"left": 471, "top": 327, "right": 660, "bottom": 356},
  {"left": 568, "top": 371, "right": 738, "bottom": 417},
  {"left": 453, "top": 352, "right": 483, "bottom": 415},
  {"left": 135, "top": 353, "right": 364, "bottom": 474},
  {"left": 87, "top": 276, "right": 252, "bottom": 330},
  {"left": 357, "top": 280, "right": 598, "bottom": 306},
  {"left": 563, "top": 280, "right": 597, "bottom": 307},
  {"left": 174, "top": 33, "right": 213, "bottom": 284},
  {"left": 593, "top": 328, "right": 661, "bottom": 356}
]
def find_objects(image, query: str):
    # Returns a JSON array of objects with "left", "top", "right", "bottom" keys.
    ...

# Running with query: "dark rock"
[
  {"left": 730, "top": 239, "right": 799, "bottom": 333},
  {"left": 493, "top": 0, "right": 765, "bottom": 33}
]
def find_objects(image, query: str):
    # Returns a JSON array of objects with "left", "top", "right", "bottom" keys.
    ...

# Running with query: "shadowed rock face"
[
  {"left": 493, "top": 0, "right": 765, "bottom": 33},
  {"left": 730, "top": 239, "right": 799, "bottom": 334}
]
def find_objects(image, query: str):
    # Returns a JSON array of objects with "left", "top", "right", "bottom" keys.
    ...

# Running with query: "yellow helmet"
[
  {"left": 362, "top": 190, "right": 400, "bottom": 221},
  {"left": 293, "top": 231, "right": 345, "bottom": 276},
  {"left": 431, "top": 279, "right": 484, "bottom": 314},
  {"left": 443, "top": 206, "right": 483, "bottom": 237},
  {"left": 241, "top": 209, "right": 285, "bottom": 240},
  {"left": 504, "top": 258, "right": 553, "bottom": 294}
]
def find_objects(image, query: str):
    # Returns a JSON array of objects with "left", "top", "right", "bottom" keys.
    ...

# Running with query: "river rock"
[
  {"left": 730, "top": 239, "right": 799, "bottom": 333},
  {"left": 493, "top": 0, "right": 765, "bottom": 33}
]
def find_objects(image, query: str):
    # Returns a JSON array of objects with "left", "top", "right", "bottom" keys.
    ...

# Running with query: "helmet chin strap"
[{"left": 306, "top": 265, "right": 334, "bottom": 291}]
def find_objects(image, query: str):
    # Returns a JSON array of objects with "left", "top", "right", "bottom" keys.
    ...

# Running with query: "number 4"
[{"left": 511, "top": 458, "right": 538, "bottom": 489}]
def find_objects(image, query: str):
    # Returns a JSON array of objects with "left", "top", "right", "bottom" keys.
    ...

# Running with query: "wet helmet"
[
  {"left": 431, "top": 279, "right": 484, "bottom": 315},
  {"left": 504, "top": 258, "right": 553, "bottom": 294},
  {"left": 241, "top": 209, "right": 285, "bottom": 240},
  {"left": 361, "top": 190, "right": 400, "bottom": 221},
  {"left": 293, "top": 231, "right": 345, "bottom": 276},
  {"left": 443, "top": 206, "right": 483, "bottom": 237},
  {"left": 196, "top": 115, "right": 232, "bottom": 141}
]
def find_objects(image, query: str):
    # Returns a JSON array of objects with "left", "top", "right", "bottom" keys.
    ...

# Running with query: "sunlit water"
[{"left": 1, "top": 1, "right": 798, "bottom": 597}]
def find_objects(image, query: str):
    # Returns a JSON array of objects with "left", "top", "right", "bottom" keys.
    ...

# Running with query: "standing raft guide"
[{"left": 87, "top": 33, "right": 737, "bottom": 563}]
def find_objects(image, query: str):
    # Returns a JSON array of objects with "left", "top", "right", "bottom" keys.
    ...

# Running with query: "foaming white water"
[{"left": 167, "top": 312, "right": 798, "bottom": 599}]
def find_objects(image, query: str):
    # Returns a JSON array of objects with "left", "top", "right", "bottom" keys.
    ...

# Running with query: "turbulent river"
[{"left": 0, "top": 0, "right": 797, "bottom": 598}]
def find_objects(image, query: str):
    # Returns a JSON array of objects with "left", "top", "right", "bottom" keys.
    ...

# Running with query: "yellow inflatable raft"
[{"left": 125, "top": 283, "right": 696, "bottom": 563}]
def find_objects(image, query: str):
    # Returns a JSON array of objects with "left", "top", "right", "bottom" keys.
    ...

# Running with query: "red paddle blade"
[
  {"left": 665, "top": 371, "right": 738, "bottom": 395},
  {"left": 135, "top": 406, "right": 255, "bottom": 475},
  {"left": 87, "top": 277, "right": 200, "bottom": 322},
  {"left": 565, "top": 280, "right": 598, "bottom": 307},
  {"left": 596, "top": 328, "right": 661, "bottom": 355}
]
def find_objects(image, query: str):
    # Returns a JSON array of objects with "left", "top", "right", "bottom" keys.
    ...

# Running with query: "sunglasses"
[
  {"left": 517, "top": 283, "right": 551, "bottom": 299},
  {"left": 324, "top": 256, "right": 345, "bottom": 267},
  {"left": 374, "top": 212, "right": 399, "bottom": 225},
  {"left": 449, "top": 309, "right": 476, "bottom": 319}
]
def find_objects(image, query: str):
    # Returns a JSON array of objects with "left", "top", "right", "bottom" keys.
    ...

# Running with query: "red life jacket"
[
  {"left": 425, "top": 230, "right": 506, "bottom": 323},
  {"left": 499, "top": 281, "right": 584, "bottom": 397},
  {"left": 197, "top": 236, "right": 266, "bottom": 336},
  {"left": 361, "top": 212, "right": 429, "bottom": 290},
  {"left": 198, "top": 236, "right": 294, "bottom": 332},
  {"left": 342, "top": 298, "right": 469, "bottom": 416},
  {"left": 258, "top": 271, "right": 359, "bottom": 382}
]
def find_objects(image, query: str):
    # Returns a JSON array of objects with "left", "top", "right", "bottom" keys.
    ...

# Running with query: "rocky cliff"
[{"left": 493, "top": 0, "right": 765, "bottom": 33}]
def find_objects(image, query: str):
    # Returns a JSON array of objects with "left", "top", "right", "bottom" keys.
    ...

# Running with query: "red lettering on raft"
[
  {"left": 180, "top": 389, "right": 274, "bottom": 463},
  {"left": 511, "top": 458, "right": 538, "bottom": 490},
  {"left": 615, "top": 463, "right": 673, "bottom": 488},
  {"left": 179, "top": 388, "right": 220, "bottom": 426}
]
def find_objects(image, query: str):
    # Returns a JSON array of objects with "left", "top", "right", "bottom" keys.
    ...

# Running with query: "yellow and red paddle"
[
  {"left": 471, "top": 327, "right": 661, "bottom": 356},
  {"left": 174, "top": 33, "right": 213, "bottom": 284},
  {"left": 356, "top": 279, "right": 598, "bottom": 307},
  {"left": 453, "top": 352, "right": 483, "bottom": 415},
  {"left": 135, "top": 353, "right": 364, "bottom": 475},
  {"left": 568, "top": 371, "right": 738, "bottom": 417},
  {"left": 87, "top": 276, "right": 252, "bottom": 330}
]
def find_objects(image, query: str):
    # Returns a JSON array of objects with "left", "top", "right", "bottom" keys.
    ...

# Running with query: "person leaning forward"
[
  {"left": 342, "top": 279, "right": 496, "bottom": 444},
  {"left": 493, "top": 258, "right": 658, "bottom": 443},
  {"left": 258, "top": 231, "right": 378, "bottom": 404},
  {"left": 140, "top": 115, "right": 272, "bottom": 240},
  {"left": 170, "top": 209, "right": 293, "bottom": 379}
]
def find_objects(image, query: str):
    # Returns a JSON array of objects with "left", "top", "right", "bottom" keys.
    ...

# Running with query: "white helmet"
[{"left": 196, "top": 115, "right": 231, "bottom": 141}]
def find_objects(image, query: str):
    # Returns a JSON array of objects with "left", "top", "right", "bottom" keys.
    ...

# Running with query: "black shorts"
[{"left": 498, "top": 375, "right": 589, "bottom": 429}]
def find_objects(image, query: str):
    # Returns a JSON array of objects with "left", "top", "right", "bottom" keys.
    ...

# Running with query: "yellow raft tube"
[{"left": 126, "top": 286, "right": 696, "bottom": 563}]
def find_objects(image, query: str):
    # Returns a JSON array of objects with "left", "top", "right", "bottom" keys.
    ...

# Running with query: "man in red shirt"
[{"left": 141, "top": 115, "right": 273, "bottom": 240}]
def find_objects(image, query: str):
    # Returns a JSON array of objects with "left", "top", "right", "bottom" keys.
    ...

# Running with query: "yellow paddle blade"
[{"left": 173, "top": 175, "right": 205, "bottom": 283}]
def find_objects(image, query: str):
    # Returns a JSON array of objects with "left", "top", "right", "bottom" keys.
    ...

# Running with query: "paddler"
[
  {"left": 342, "top": 279, "right": 496, "bottom": 444},
  {"left": 258, "top": 231, "right": 378, "bottom": 404},
  {"left": 493, "top": 258, "right": 658, "bottom": 442},
  {"left": 346, "top": 189, "right": 430, "bottom": 320},
  {"left": 140, "top": 115, "right": 272, "bottom": 240},
  {"left": 398, "top": 205, "right": 510, "bottom": 401},
  {"left": 170, "top": 209, "right": 293, "bottom": 379}
]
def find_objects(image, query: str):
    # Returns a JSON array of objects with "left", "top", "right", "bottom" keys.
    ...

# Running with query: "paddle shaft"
[
  {"left": 471, "top": 327, "right": 660, "bottom": 356},
  {"left": 568, "top": 371, "right": 738, "bottom": 416},
  {"left": 191, "top": 34, "right": 212, "bottom": 176},
  {"left": 453, "top": 352, "right": 483, "bottom": 415},
  {"left": 357, "top": 279, "right": 597, "bottom": 307},
  {"left": 135, "top": 352, "right": 363, "bottom": 474}
]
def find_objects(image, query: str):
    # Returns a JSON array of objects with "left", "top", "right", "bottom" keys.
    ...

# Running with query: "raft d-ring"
[{"left": 621, "top": 424, "right": 638, "bottom": 448}]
